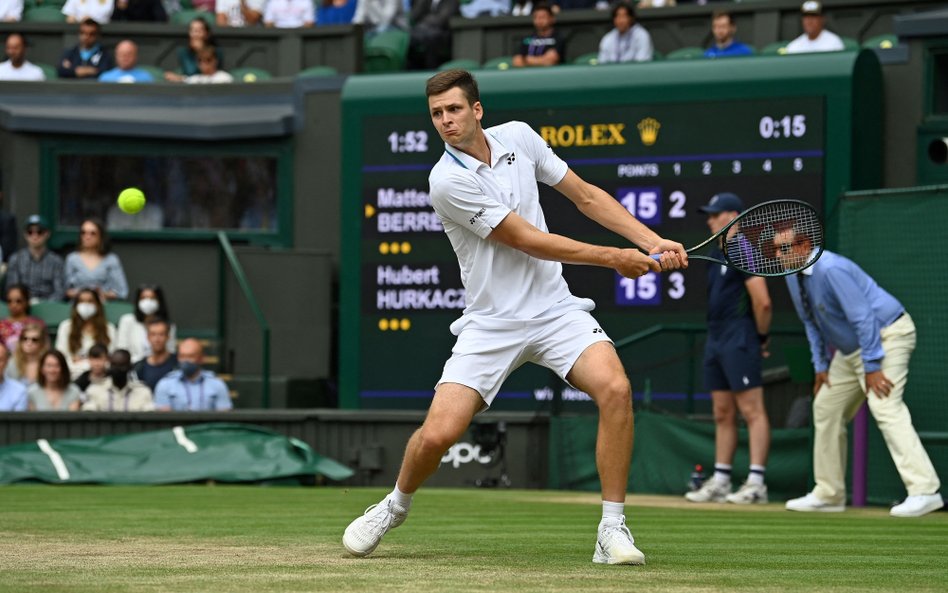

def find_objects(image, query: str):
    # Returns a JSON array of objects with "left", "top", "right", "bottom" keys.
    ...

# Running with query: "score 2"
[{"left": 616, "top": 187, "right": 688, "bottom": 224}]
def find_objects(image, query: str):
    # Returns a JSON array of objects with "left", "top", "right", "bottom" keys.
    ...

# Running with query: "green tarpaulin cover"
[{"left": 0, "top": 423, "right": 353, "bottom": 485}]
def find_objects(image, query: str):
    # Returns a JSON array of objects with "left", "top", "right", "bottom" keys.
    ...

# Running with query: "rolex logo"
[
  {"left": 506, "top": 153, "right": 516, "bottom": 165},
  {"left": 637, "top": 117, "right": 661, "bottom": 146}
]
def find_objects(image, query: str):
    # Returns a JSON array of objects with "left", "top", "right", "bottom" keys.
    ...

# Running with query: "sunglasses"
[
  {"left": 22, "top": 336, "right": 42, "bottom": 343},
  {"left": 26, "top": 228, "right": 47, "bottom": 236}
]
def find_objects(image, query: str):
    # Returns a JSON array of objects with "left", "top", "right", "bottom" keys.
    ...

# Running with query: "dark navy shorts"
[{"left": 703, "top": 323, "right": 763, "bottom": 392}]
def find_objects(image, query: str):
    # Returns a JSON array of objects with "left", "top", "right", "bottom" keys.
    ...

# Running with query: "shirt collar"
[
  {"left": 444, "top": 130, "right": 511, "bottom": 171},
  {"left": 800, "top": 247, "right": 821, "bottom": 276}
]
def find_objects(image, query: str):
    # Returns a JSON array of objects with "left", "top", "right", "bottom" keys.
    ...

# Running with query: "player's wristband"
[{"left": 758, "top": 333, "right": 769, "bottom": 343}]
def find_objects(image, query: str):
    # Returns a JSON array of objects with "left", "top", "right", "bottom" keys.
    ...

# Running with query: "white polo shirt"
[
  {"left": 785, "top": 30, "right": 845, "bottom": 54},
  {"left": 430, "top": 121, "right": 592, "bottom": 334},
  {"left": 61, "top": 0, "right": 114, "bottom": 24}
]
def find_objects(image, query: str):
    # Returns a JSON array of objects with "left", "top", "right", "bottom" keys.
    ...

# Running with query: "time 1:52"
[
  {"left": 759, "top": 115, "right": 806, "bottom": 139},
  {"left": 388, "top": 131, "right": 429, "bottom": 153}
]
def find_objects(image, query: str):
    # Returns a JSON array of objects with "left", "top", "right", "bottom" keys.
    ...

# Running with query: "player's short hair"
[
  {"left": 712, "top": 11, "right": 734, "bottom": 24},
  {"left": 612, "top": 1, "right": 635, "bottom": 20},
  {"left": 533, "top": 2, "right": 555, "bottom": 17},
  {"left": 426, "top": 69, "right": 481, "bottom": 106},
  {"left": 80, "top": 18, "right": 100, "bottom": 31}
]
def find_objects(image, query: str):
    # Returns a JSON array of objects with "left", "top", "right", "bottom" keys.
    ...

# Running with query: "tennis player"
[{"left": 343, "top": 69, "right": 687, "bottom": 564}]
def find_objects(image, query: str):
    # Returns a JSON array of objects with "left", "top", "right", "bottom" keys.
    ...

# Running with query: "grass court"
[{"left": 1, "top": 485, "right": 945, "bottom": 593}]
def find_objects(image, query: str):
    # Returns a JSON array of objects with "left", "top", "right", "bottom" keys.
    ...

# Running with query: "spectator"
[
  {"left": 0, "top": 0, "right": 23, "bottom": 23},
  {"left": 316, "top": 0, "right": 356, "bottom": 25},
  {"left": 0, "top": 284, "right": 45, "bottom": 352},
  {"left": 154, "top": 338, "right": 232, "bottom": 411},
  {"left": 62, "top": 0, "right": 114, "bottom": 24},
  {"left": 0, "top": 343, "right": 27, "bottom": 411},
  {"left": 132, "top": 318, "right": 178, "bottom": 392},
  {"left": 264, "top": 0, "right": 315, "bottom": 28},
  {"left": 6, "top": 322, "right": 46, "bottom": 385},
  {"left": 182, "top": 46, "right": 233, "bottom": 83},
  {"left": 191, "top": 0, "right": 215, "bottom": 13},
  {"left": 460, "top": 0, "right": 508, "bottom": 18},
  {"left": 165, "top": 18, "right": 224, "bottom": 81},
  {"left": 596, "top": 1, "right": 650, "bottom": 64},
  {"left": 58, "top": 18, "right": 115, "bottom": 80},
  {"left": 407, "top": 0, "right": 460, "bottom": 71},
  {"left": 704, "top": 11, "right": 753, "bottom": 58},
  {"left": 74, "top": 342, "right": 110, "bottom": 392},
  {"left": 112, "top": 0, "right": 168, "bottom": 22},
  {"left": 6, "top": 215, "right": 65, "bottom": 302},
  {"left": 216, "top": 0, "right": 264, "bottom": 27},
  {"left": 775, "top": 228, "right": 943, "bottom": 517},
  {"left": 0, "top": 33, "right": 45, "bottom": 81},
  {"left": 82, "top": 349, "right": 155, "bottom": 411},
  {"left": 351, "top": 0, "right": 404, "bottom": 37},
  {"left": 64, "top": 218, "right": 128, "bottom": 301},
  {"left": 98, "top": 40, "right": 155, "bottom": 83},
  {"left": 55, "top": 288, "right": 116, "bottom": 380},
  {"left": 785, "top": 1, "right": 844, "bottom": 54},
  {"left": 28, "top": 350, "right": 83, "bottom": 411},
  {"left": 512, "top": 3, "right": 564, "bottom": 68},
  {"left": 117, "top": 284, "right": 177, "bottom": 362}
]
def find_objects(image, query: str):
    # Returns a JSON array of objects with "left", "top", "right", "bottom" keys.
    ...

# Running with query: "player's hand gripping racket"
[{"left": 652, "top": 199, "right": 824, "bottom": 277}]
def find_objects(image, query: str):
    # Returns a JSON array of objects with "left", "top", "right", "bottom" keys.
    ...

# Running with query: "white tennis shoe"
[
  {"left": 889, "top": 493, "right": 944, "bottom": 518},
  {"left": 685, "top": 478, "right": 731, "bottom": 503},
  {"left": 342, "top": 497, "right": 409, "bottom": 557},
  {"left": 593, "top": 516, "right": 646, "bottom": 565},
  {"left": 785, "top": 492, "right": 845, "bottom": 513},
  {"left": 726, "top": 481, "right": 769, "bottom": 505}
]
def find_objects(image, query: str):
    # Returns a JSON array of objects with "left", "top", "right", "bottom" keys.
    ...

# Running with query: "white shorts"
[{"left": 437, "top": 309, "right": 613, "bottom": 408}]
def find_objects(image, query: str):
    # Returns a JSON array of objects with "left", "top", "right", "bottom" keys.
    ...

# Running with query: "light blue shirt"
[
  {"left": 154, "top": 370, "right": 233, "bottom": 411},
  {"left": 597, "top": 23, "right": 653, "bottom": 64},
  {"left": 98, "top": 68, "right": 155, "bottom": 83},
  {"left": 0, "top": 378, "right": 28, "bottom": 411},
  {"left": 784, "top": 249, "right": 904, "bottom": 373},
  {"left": 64, "top": 252, "right": 129, "bottom": 299}
]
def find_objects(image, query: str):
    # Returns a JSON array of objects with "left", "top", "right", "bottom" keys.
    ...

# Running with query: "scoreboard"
[{"left": 340, "top": 52, "right": 882, "bottom": 410}]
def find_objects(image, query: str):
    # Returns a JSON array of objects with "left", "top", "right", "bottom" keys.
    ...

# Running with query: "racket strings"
[{"left": 723, "top": 201, "right": 823, "bottom": 276}]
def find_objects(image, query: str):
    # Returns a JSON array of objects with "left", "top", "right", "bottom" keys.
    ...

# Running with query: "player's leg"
[
  {"left": 343, "top": 383, "right": 482, "bottom": 557},
  {"left": 564, "top": 340, "right": 644, "bottom": 565},
  {"left": 864, "top": 316, "right": 942, "bottom": 517}
]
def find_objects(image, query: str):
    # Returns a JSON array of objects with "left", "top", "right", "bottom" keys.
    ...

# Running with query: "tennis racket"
[{"left": 652, "top": 199, "right": 824, "bottom": 277}]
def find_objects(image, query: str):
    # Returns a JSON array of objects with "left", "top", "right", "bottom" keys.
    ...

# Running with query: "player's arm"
[
  {"left": 553, "top": 169, "right": 687, "bottom": 267},
  {"left": 745, "top": 276, "right": 772, "bottom": 354},
  {"left": 488, "top": 210, "right": 659, "bottom": 279},
  {"left": 524, "top": 49, "right": 560, "bottom": 67}
]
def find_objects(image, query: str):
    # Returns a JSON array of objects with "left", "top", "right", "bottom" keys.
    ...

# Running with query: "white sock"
[
  {"left": 713, "top": 463, "right": 732, "bottom": 484},
  {"left": 601, "top": 500, "right": 624, "bottom": 523},
  {"left": 390, "top": 484, "right": 413, "bottom": 510},
  {"left": 747, "top": 465, "right": 766, "bottom": 486}
]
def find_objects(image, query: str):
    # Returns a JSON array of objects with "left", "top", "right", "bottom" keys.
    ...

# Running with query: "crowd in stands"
[
  {"left": 0, "top": 0, "right": 861, "bottom": 82},
  {"left": 0, "top": 212, "right": 232, "bottom": 413}
]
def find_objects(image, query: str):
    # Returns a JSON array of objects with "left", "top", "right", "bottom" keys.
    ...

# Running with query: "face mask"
[
  {"left": 138, "top": 298, "right": 159, "bottom": 315},
  {"left": 180, "top": 361, "right": 200, "bottom": 378},
  {"left": 76, "top": 302, "right": 98, "bottom": 320},
  {"left": 111, "top": 369, "right": 129, "bottom": 389}
]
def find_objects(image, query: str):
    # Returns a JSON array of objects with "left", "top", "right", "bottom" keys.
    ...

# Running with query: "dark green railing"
[
  {"left": 613, "top": 323, "right": 805, "bottom": 414},
  {"left": 217, "top": 232, "right": 271, "bottom": 408}
]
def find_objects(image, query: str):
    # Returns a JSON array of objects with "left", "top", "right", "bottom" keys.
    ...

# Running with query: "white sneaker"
[
  {"left": 726, "top": 481, "right": 769, "bottom": 505},
  {"left": 593, "top": 515, "right": 645, "bottom": 565},
  {"left": 785, "top": 492, "right": 845, "bottom": 513},
  {"left": 342, "top": 497, "right": 409, "bottom": 557},
  {"left": 890, "top": 493, "right": 944, "bottom": 518},
  {"left": 685, "top": 478, "right": 731, "bottom": 502}
]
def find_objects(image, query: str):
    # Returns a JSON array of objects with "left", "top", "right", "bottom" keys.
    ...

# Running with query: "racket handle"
[{"left": 650, "top": 254, "right": 661, "bottom": 261}]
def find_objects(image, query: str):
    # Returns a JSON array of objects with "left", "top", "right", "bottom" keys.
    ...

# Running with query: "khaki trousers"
[{"left": 811, "top": 314, "right": 940, "bottom": 504}]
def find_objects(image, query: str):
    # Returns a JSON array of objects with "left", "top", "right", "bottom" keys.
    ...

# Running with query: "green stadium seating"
[
  {"left": 437, "top": 59, "right": 481, "bottom": 72},
  {"left": 22, "top": 6, "right": 67, "bottom": 22},
  {"left": 363, "top": 30, "right": 410, "bottom": 73},
  {"left": 138, "top": 65, "right": 167, "bottom": 83},
  {"left": 0, "top": 302, "right": 7, "bottom": 319},
  {"left": 841, "top": 36, "right": 860, "bottom": 51},
  {"left": 104, "top": 301, "right": 134, "bottom": 327},
  {"left": 171, "top": 9, "right": 215, "bottom": 26},
  {"left": 651, "top": 49, "right": 665, "bottom": 61},
  {"left": 36, "top": 63, "right": 57, "bottom": 80},
  {"left": 572, "top": 52, "right": 599, "bottom": 66},
  {"left": 863, "top": 34, "right": 898, "bottom": 50},
  {"left": 231, "top": 67, "right": 272, "bottom": 82},
  {"left": 480, "top": 55, "right": 514, "bottom": 71},
  {"left": 760, "top": 41, "right": 790, "bottom": 56},
  {"left": 31, "top": 301, "right": 71, "bottom": 333},
  {"left": 666, "top": 46, "right": 706, "bottom": 60},
  {"left": 296, "top": 65, "right": 338, "bottom": 78}
]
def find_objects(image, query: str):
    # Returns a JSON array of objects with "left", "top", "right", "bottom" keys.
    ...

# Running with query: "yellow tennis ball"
[{"left": 117, "top": 188, "right": 146, "bottom": 215}]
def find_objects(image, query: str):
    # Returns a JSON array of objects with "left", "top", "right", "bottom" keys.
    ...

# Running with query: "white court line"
[
  {"left": 172, "top": 426, "right": 199, "bottom": 453},
  {"left": 37, "top": 439, "right": 70, "bottom": 481}
]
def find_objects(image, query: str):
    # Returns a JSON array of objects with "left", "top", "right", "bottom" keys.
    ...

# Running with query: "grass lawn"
[{"left": 0, "top": 485, "right": 945, "bottom": 593}]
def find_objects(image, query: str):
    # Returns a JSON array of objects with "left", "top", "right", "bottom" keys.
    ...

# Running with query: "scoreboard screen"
[{"left": 340, "top": 54, "right": 881, "bottom": 410}]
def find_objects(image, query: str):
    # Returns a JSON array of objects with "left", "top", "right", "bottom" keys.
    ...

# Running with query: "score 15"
[
  {"left": 615, "top": 272, "right": 686, "bottom": 306},
  {"left": 616, "top": 187, "right": 687, "bottom": 224}
]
